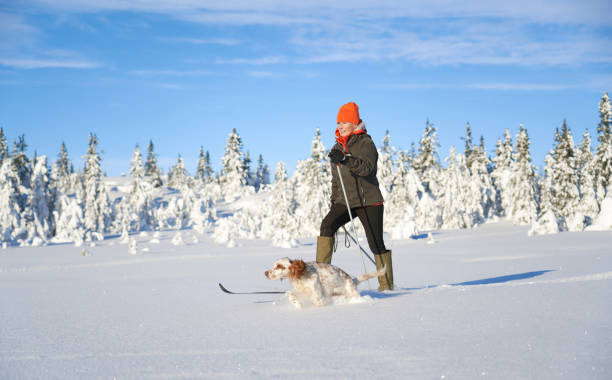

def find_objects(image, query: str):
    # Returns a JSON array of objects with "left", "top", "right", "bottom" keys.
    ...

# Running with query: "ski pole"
[
  {"left": 335, "top": 164, "right": 370, "bottom": 279},
  {"left": 341, "top": 226, "right": 376, "bottom": 265}
]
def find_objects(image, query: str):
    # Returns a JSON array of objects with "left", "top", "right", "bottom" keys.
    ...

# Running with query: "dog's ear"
[{"left": 289, "top": 259, "right": 306, "bottom": 279}]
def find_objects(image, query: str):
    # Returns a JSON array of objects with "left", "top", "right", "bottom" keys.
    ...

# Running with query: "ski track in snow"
[
  {"left": 0, "top": 252, "right": 278, "bottom": 274},
  {"left": 420, "top": 271, "right": 612, "bottom": 291}
]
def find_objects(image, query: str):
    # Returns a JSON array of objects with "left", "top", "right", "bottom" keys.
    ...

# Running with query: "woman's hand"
[{"left": 328, "top": 149, "right": 346, "bottom": 164}]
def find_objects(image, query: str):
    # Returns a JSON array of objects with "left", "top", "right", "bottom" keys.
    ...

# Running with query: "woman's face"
[{"left": 338, "top": 122, "right": 357, "bottom": 137}]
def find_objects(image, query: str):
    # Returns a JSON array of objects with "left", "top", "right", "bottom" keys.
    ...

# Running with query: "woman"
[{"left": 317, "top": 102, "right": 394, "bottom": 291}]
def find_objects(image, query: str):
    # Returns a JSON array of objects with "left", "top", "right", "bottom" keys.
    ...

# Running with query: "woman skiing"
[{"left": 317, "top": 102, "right": 394, "bottom": 291}]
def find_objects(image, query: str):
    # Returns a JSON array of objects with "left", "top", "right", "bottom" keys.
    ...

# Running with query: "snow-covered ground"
[{"left": 1, "top": 222, "right": 611, "bottom": 379}]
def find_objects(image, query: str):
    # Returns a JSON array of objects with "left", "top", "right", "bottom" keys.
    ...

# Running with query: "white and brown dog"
[{"left": 264, "top": 257, "right": 384, "bottom": 309}]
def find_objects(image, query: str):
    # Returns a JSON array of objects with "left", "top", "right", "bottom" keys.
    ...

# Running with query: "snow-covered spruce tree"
[
  {"left": 0, "top": 159, "right": 25, "bottom": 244},
  {"left": 439, "top": 147, "right": 479, "bottom": 229},
  {"left": 385, "top": 150, "right": 421, "bottom": 238},
  {"left": 129, "top": 145, "right": 156, "bottom": 231},
  {"left": 529, "top": 153, "right": 563, "bottom": 235},
  {"left": 594, "top": 92, "right": 612, "bottom": 203},
  {"left": 243, "top": 151, "right": 254, "bottom": 186},
  {"left": 463, "top": 122, "right": 476, "bottom": 170},
  {"left": 11, "top": 135, "right": 31, "bottom": 190},
  {"left": 293, "top": 129, "right": 332, "bottom": 237},
  {"left": 203, "top": 150, "right": 215, "bottom": 184},
  {"left": 145, "top": 140, "right": 163, "bottom": 187},
  {"left": 377, "top": 130, "right": 395, "bottom": 199},
  {"left": 52, "top": 191, "right": 86, "bottom": 245},
  {"left": 52, "top": 142, "right": 72, "bottom": 195},
  {"left": 413, "top": 120, "right": 442, "bottom": 198},
  {"left": 196, "top": 146, "right": 207, "bottom": 183},
  {"left": 82, "top": 133, "right": 111, "bottom": 239},
  {"left": 168, "top": 155, "right": 187, "bottom": 188},
  {"left": 219, "top": 128, "right": 250, "bottom": 202},
  {"left": 491, "top": 130, "right": 514, "bottom": 217},
  {"left": 469, "top": 141, "right": 496, "bottom": 220},
  {"left": 26, "top": 156, "right": 55, "bottom": 245},
  {"left": 255, "top": 154, "right": 270, "bottom": 191},
  {"left": 550, "top": 121, "right": 581, "bottom": 229},
  {"left": 0, "top": 128, "right": 9, "bottom": 163},
  {"left": 260, "top": 161, "right": 299, "bottom": 247},
  {"left": 576, "top": 129, "right": 599, "bottom": 225},
  {"left": 507, "top": 124, "right": 538, "bottom": 225},
  {"left": 189, "top": 180, "right": 217, "bottom": 234},
  {"left": 11, "top": 135, "right": 32, "bottom": 212}
]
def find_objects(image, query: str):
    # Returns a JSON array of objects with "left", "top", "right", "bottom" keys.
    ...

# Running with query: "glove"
[{"left": 328, "top": 149, "right": 346, "bottom": 164}]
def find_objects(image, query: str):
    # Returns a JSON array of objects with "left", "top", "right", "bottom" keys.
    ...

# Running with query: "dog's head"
[{"left": 265, "top": 258, "right": 307, "bottom": 280}]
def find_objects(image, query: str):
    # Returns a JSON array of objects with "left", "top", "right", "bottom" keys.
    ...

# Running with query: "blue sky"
[{"left": 1, "top": 1, "right": 611, "bottom": 176}]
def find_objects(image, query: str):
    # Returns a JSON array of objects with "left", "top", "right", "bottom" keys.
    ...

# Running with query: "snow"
[
  {"left": 1, "top": 222, "right": 611, "bottom": 379},
  {"left": 587, "top": 195, "right": 612, "bottom": 231}
]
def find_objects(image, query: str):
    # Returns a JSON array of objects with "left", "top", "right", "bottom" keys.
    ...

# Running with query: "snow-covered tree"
[
  {"left": 11, "top": 135, "right": 31, "bottom": 190},
  {"left": 196, "top": 147, "right": 208, "bottom": 182},
  {"left": 129, "top": 146, "right": 156, "bottom": 231},
  {"left": 550, "top": 121, "right": 580, "bottom": 224},
  {"left": 168, "top": 155, "right": 187, "bottom": 188},
  {"left": 261, "top": 161, "right": 299, "bottom": 247},
  {"left": 377, "top": 130, "right": 395, "bottom": 198},
  {"left": 82, "top": 133, "right": 111, "bottom": 237},
  {"left": 243, "top": 151, "right": 253, "bottom": 186},
  {"left": 27, "top": 156, "right": 55, "bottom": 244},
  {"left": 439, "top": 147, "right": 479, "bottom": 229},
  {"left": 469, "top": 142, "right": 496, "bottom": 220},
  {"left": 507, "top": 125, "right": 538, "bottom": 225},
  {"left": 386, "top": 150, "right": 421, "bottom": 238},
  {"left": 255, "top": 154, "right": 270, "bottom": 191},
  {"left": 219, "top": 128, "right": 249, "bottom": 201},
  {"left": 491, "top": 130, "right": 514, "bottom": 216},
  {"left": 594, "top": 92, "right": 612, "bottom": 203},
  {"left": 145, "top": 140, "right": 163, "bottom": 187},
  {"left": 52, "top": 142, "right": 72, "bottom": 195},
  {"left": 0, "top": 160, "right": 24, "bottom": 243},
  {"left": 294, "top": 129, "right": 332, "bottom": 236},
  {"left": 529, "top": 151, "right": 564, "bottom": 235},
  {"left": 0, "top": 128, "right": 8, "bottom": 163},
  {"left": 11, "top": 135, "right": 31, "bottom": 213},
  {"left": 413, "top": 120, "right": 442, "bottom": 197},
  {"left": 576, "top": 130, "right": 599, "bottom": 225},
  {"left": 463, "top": 122, "right": 476, "bottom": 170}
]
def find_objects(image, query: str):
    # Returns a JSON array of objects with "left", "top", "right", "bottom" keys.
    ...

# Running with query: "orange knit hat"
[{"left": 337, "top": 102, "right": 360, "bottom": 125}]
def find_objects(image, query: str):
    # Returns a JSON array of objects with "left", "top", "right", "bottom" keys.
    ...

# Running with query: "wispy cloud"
[
  {"left": 14, "top": 1, "right": 612, "bottom": 67},
  {"left": 214, "top": 56, "right": 286, "bottom": 65},
  {"left": 246, "top": 70, "right": 285, "bottom": 78},
  {"left": 130, "top": 69, "right": 211, "bottom": 76},
  {"left": 161, "top": 37, "right": 241, "bottom": 46},
  {"left": 21, "top": 1, "right": 612, "bottom": 26},
  {"left": 377, "top": 81, "right": 586, "bottom": 91},
  {"left": 0, "top": 57, "right": 101, "bottom": 69},
  {"left": 466, "top": 82, "right": 581, "bottom": 91}
]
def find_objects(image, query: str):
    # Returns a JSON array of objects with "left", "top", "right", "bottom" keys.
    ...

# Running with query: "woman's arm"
[{"left": 346, "top": 138, "right": 377, "bottom": 177}]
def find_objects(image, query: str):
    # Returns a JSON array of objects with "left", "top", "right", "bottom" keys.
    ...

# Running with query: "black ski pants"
[{"left": 320, "top": 203, "right": 387, "bottom": 255}]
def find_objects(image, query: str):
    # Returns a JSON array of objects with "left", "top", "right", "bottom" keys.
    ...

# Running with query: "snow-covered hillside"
[{"left": 1, "top": 222, "right": 610, "bottom": 379}]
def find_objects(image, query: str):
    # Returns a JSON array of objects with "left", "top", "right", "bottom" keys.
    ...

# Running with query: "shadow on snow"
[{"left": 362, "top": 270, "right": 555, "bottom": 299}]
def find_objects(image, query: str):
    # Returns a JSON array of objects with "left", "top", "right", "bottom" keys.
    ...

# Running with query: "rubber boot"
[
  {"left": 375, "top": 250, "right": 394, "bottom": 291},
  {"left": 316, "top": 236, "right": 334, "bottom": 264}
]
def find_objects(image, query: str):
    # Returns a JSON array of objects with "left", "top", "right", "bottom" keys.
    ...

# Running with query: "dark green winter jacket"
[{"left": 331, "top": 133, "right": 384, "bottom": 208}]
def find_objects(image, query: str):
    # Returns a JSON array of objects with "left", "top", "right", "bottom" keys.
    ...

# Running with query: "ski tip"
[{"left": 218, "top": 283, "right": 231, "bottom": 293}]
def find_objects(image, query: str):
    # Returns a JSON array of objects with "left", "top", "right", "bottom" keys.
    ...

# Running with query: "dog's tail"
[{"left": 355, "top": 266, "right": 386, "bottom": 284}]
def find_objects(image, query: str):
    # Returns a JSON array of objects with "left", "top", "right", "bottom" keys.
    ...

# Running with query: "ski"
[{"left": 218, "top": 283, "right": 285, "bottom": 295}]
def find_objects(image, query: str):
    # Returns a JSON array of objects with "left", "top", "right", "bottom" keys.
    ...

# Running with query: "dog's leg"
[
  {"left": 286, "top": 291, "right": 302, "bottom": 309},
  {"left": 345, "top": 279, "right": 361, "bottom": 299},
  {"left": 310, "top": 279, "right": 326, "bottom": 307}
]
